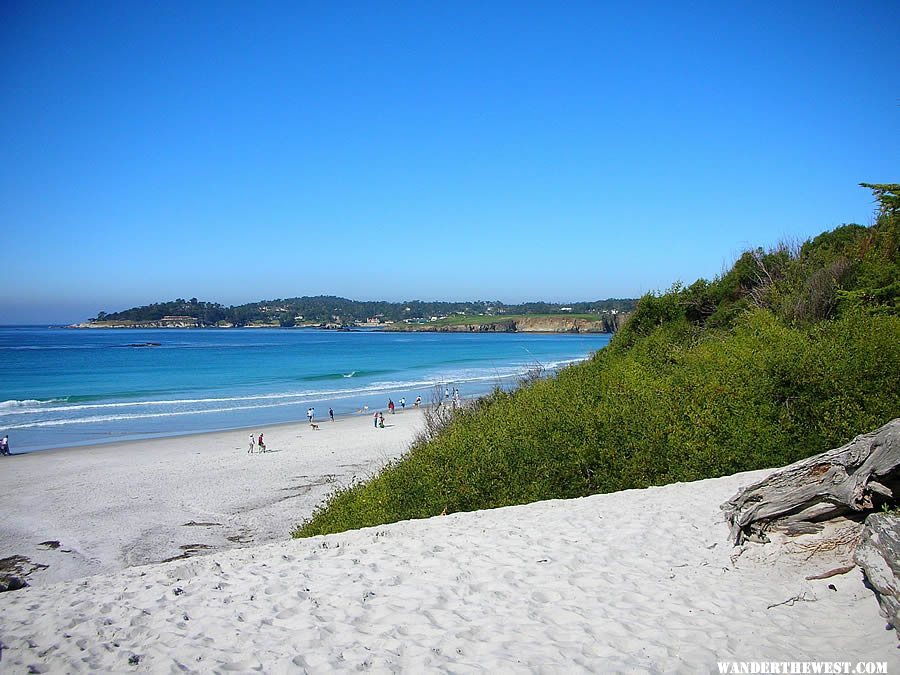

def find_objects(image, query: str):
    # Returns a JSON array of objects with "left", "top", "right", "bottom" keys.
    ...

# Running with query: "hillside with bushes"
[{"left": 295, "top": 184, "right": 899, "bottom": 537}]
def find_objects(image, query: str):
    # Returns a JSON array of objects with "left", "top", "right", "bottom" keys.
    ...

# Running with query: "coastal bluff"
[{"left": 390, "top": 314, "right": 629, "bottom": 333}]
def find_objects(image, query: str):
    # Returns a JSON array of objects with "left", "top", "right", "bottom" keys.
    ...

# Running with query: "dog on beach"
[{"left": 310, "top": 423, "right": 319, "bottom": 430}]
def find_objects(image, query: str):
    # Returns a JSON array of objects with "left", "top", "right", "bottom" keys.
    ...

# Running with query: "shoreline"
[
  {"left": 0, "top": 408, "right": 426, "bottom": 587},
  {"left": 2, "top": 408, "right": 389, "bottom": 458},
  {"left": 5, "top": 396, "right": 463, "bottom": 457},
  {"left": 2, "top": 327, "right": 611, "bottom": 455}
]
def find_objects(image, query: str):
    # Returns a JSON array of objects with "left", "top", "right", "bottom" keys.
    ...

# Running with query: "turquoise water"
[{"left": 0, "top": 326, "right": 610, "bottom": 453}]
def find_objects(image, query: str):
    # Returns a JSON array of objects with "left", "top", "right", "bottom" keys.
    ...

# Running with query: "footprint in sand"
[
  {"left": 276, "top": 607, "right": 301, "bottom": 620},
  {"left": 531, "top": 589, "right": 563, "bottom": 604}
]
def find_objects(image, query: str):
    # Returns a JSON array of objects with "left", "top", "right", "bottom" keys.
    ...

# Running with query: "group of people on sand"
[
  {"left": 244, "top": 392, "right": 434, "bottom": 444},
  {"left": 375, "top": 393, "right": 425, "bottom": 427},
  {"left": 248, "top": 406, "right": 341, "bottom": 453},
  {"left": 387, "top": 397, "right": 410, "bottom": 415},
  {"left": 436, "top": 388, "right": 462, "bottom": 409},
  {"left": 306, "top": 407, "right": 335, "bottom": 423},
  {"left": 248, "top": 432, "right": 267, "bottom": 453},
  {"left": 358, "top": 395, "right": 417, "bottom": 418},
  {"left": 382, "top": 394, "right": 411, "bottom": 421}
]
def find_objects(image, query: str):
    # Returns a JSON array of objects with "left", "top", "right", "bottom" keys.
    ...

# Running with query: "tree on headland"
[{"left": 860, "top": 183, "right": 900, "bottom": 220}]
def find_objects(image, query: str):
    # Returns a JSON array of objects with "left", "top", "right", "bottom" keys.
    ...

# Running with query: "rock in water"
[{"left": 854, "top": 513, "right": 900, "bottom": 638}]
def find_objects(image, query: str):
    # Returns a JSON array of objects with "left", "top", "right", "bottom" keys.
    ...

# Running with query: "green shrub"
[{"left": 295, "top": 305, "right": 899, "bottom": 538}]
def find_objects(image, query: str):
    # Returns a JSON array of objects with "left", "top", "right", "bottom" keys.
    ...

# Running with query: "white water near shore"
[{"left": 0, "top": 327, "right": 610, "bottom": 453}]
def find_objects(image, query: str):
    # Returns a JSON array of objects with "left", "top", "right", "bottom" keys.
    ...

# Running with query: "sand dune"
[{"left": 1, "top": 467, "right": 895, "bottom": 673}]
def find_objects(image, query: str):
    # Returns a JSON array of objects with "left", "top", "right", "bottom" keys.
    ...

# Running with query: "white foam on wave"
[
  {"left": 544, "top": 357, "right": 585, "bottom": 370},
  {"left": 0, "top": 381, "right": 433, "bottom": 417},
  {"left": 1, "top": 370, "right": 524, "bottom": 418},
  {"left": 0, "top": 399, "right": 63, "bottom": 410},
  {"left": 0, "top": 386, "right": 401, "bottom": 416},
  {"left": 2, "top": 400, "right": 310, "bottom": 429}
]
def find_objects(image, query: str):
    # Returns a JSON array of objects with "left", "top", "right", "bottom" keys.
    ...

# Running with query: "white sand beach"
[
  {"left": 1, "top": 441, "right": 896, "bottom": 672},
  {"left": 0, "top": 408, "right": 424, "bottom": 587}
]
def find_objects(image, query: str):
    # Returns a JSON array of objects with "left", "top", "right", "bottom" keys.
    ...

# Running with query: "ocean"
[{"left": 0, "top": 326, "right": 611, "bottom": 453}]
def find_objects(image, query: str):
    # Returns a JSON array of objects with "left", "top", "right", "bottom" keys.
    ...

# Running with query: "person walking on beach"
[
  {"left": 388, "top": 399, "right": 395, "bottom": 414},
  {"left": 307, "top": 407, "right": 314, "bottom": 423},
  {"left": 0, "top": 435, "right": 9, "bottom": 456},
  {"left": 248, "top": 433, "right": 256, "bottom": 454},
  {"left": 378, "top": 411, "right": 385, "bottom": 428},
  {"left": 400, "top": 397, "right": 405, "bottom": 409},
  {"left": 374, "top": 411, "right": 379, "bottom": 428},
  {"left": 414, "top": 396, "right": 421, "bottom": 408},
  {"left": 329, "top": 407, "right": 334, "bottom": 422},
  {"left": 258, "top": 433, "right": 266, "bottom": 452}
]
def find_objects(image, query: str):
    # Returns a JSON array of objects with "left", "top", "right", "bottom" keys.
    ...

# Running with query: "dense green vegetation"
[
  {"left": 90, "top": 297, "right": 636, "bottom": 327},
  {"left": 93, "top": 298, "right": 229, "bottom": 325},
  {"left": 295, "top": 184, "right": 900, "bottom": 537}
]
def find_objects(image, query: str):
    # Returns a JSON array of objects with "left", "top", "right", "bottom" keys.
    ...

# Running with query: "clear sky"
[{"left": 1, "top": 1, "right": 898, "bottom": 324}]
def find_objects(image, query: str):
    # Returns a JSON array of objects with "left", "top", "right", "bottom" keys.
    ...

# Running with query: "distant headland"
[{"left": 71, "top": 296, "right": 636, "bottom": 333}]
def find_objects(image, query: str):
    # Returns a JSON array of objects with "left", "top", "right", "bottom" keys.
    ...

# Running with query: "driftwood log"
[
  {"left": 854, "top": 513, "right": 900, "bottom": 637},
  {"left": 722, "top": 419, "right": 900, "bottom": 545}
]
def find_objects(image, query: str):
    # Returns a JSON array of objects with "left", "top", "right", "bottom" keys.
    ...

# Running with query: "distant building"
[{"left": 154, "top": 316, "right": 200, "bottom": 328}]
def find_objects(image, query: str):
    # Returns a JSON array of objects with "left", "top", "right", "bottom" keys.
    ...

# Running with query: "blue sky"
[{"left": 1, "top": 1, "right": 897, "bottom": 323}]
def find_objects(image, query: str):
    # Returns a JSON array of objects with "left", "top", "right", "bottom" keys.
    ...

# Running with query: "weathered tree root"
[
  {"left": 854, "top": 513, "right": 900, "bottom": 638},
  {"left": 722, "top": 419, "right": 900, "bottom": 545}
]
